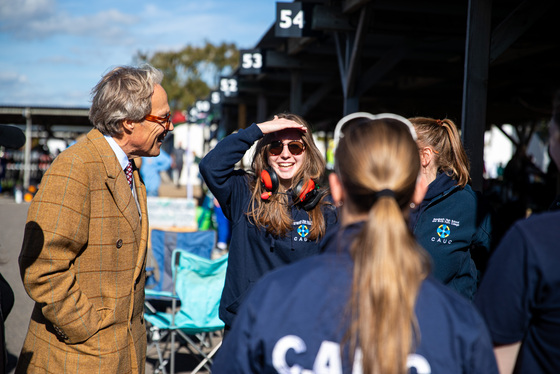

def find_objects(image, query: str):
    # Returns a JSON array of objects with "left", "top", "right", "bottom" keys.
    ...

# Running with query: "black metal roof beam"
[
  {"left": 312, "top": 5, "right": 354, "bottom": 31},
  {"left": 342, "top": 0, "right": 371, "bottom": 14},
  {"left": 366, "top": 0, "right": 465, "bottom": 16},
  {"left": 461, "top": 0, "right": 492, "bottom": 192},
  {"left": 265, "top": 50, "right": 336, "bottom": 70},
  {"left": 300, "top": 75, "right": 339, "bottom": 116},
  {"left": 490, "top": 0, "right": 555, "bottom": 63},
  {"left": 356, "top": 41, "right": 412, "bottom": 97},
  {"left": 345, "top": 5, "right": 372, "bottom": 98}
]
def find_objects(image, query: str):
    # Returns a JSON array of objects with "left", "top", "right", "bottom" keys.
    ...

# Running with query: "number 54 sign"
[{"left": 275, "top": 2, "right": 314, "bottom": 38}]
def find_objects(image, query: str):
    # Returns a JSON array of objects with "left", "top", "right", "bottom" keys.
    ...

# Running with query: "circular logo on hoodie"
[
  {"left": 437, "top": 224, "right": 450, "bottom": 238},
  {"left": 297, "top": 224, "right": 309, "bottom": 238}
]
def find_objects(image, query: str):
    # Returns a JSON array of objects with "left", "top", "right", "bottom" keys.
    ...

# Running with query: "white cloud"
[
  {"left": 68, "top": 9, "right": 138, "bottom": 40},
  {"left": 0, "top": 0, "right": 138, "bottom": 43},
  {"left": 0, "top": 0, "right": 55, "bottom": 19},
  {"left": 130, "top": 1, "right": 275, "bottom": 53},
  {"left": 0, "top": 0, "right": 56, "bottom": 37},
  {"left": 0, "top": 71, "right": 28, "bottom": 85}
]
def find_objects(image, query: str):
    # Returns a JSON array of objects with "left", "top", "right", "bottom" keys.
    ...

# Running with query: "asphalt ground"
[{"left": 0, "top": 196, "right": 33, "bottom": 374}]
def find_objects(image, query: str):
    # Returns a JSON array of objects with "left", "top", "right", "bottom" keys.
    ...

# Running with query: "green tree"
[{"left": 135, "top": 41, "right": 239, "bottom": 111}]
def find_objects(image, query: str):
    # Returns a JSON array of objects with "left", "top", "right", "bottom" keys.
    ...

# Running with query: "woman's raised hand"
[{"left": 257, "top": 115, "right": 307, "bottom": 135}]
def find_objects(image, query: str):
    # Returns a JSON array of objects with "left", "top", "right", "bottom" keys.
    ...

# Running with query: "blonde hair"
[
  {"left": 336, "top": 118, "right": 430, "bottom": 374},
  {"left": 409, "top": 117, "right": 471, "bottom": 187},
  {"left": 247, "top": 113, "right": 329, "bottom": 239}
]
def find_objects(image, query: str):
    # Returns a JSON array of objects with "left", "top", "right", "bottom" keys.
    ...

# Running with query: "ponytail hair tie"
[
  {"left": 375, "top": 189, "right": 395, "bottom": 199},
  {"left": 435, "top": 119, "right": 444, "bottom": 126}
]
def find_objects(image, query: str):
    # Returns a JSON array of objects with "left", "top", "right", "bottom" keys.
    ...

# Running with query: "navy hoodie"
[
  {"left": 476, "top": 210, "right": 560, "bottom": 373},
  {"left": 199, "top": 123, "right": 339, "bottom": 327},
  {"left": 410, "top": 173, "right": 491, "bottom": 300},
  {"left": 212, "top": 222, "right": 498, "bottom": 374}
]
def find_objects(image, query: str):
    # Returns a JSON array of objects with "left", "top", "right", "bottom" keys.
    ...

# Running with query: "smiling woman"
[
  {"left": 264, "top": 131, "right": 306, "bottom": 188},
  {"left": 198, "top": 112, "right": 339, "bottom": 330}
]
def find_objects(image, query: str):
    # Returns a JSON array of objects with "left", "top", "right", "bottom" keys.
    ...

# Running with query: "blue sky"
[{"left": 0, "top": 0, "right": 279, "bottom": 108}]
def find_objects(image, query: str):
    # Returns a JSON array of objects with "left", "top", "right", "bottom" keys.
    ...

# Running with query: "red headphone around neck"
[
  {"left": 260, "top": 168, "right": 324, "bottom": 211},
  {"left": 260, "top": 168, "right": 279, "bottom": 200}
]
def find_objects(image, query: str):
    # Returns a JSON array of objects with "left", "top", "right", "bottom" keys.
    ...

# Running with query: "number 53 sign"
[
  {"left": 275, "top": 2, "right": 314, "bottom": 38},
  {"left": 239, "top": 49, "right": 264, "bottom": 75}
]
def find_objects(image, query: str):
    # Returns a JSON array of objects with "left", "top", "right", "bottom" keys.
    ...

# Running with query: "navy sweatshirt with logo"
[
  {"left": 213, "top": 222, "right": 498, "bottom": 374},
  {"left": 199, "top": 123, "right": 339, "bottom": 327},
  {"left": 409, "top": 173, "right": 491, "bottom": 300}
]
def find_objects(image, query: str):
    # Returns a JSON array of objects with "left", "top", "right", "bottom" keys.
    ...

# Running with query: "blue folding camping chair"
[
  {"left": 144, "top": 229, "right": 216, "bottom": 373},
  {"left": 144, "top": 249, "right": 228, "bottom": 374},
  {"left": 146, "top": 229, "right": 215, "bottom": 295}
]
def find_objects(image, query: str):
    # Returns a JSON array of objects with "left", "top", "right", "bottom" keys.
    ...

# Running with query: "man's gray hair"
[{"left": 89, "top": 64, "right": 164, "bottom": 136}]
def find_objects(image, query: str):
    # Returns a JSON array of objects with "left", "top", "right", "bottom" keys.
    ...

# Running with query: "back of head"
[
  {"left": 409, "top": 117, "right": 471, "bottom": 187},
  {"left": 89, "top": 64, "right": 164, "bottom": 136},
  {"left": 336, "top": 117, "right": 419, "bottom": 211},
  {"left": 336, "top": 117, "right": 429, "bottom": 374}
]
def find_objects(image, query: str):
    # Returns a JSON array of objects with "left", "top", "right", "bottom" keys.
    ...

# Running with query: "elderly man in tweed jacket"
[{"left": 16, "top": 64, "right": 174, "bottom": 374}]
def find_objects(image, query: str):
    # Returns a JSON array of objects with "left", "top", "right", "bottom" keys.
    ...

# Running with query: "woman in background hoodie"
[
  {"left": 199, "top": 113, "right": 338, "bottom": 330},
  {"left": 408, "top": 117, "right": 492, "bottom": 300}
]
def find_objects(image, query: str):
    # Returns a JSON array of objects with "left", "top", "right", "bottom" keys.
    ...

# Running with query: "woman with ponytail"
[
  {"left": 199, "top": 113, "right": 338, "bottom": 330},
  {"left": 408, "top": 117, "right": 492, "bottom": 300},
  {"left": 212, "top": 113, "right": 498, "bottom": 374}
]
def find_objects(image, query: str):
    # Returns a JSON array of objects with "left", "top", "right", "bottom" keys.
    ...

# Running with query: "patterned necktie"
[{"left": 125, "top": 160, "right": 133, "bottom": 189}]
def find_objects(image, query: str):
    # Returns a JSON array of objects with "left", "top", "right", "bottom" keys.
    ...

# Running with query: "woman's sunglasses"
[{"left": 268, "top": 140, "right": 305, "bottom": 156}]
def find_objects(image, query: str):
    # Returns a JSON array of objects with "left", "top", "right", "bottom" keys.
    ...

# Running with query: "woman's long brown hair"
[{"left": 247, "top": 113, "right": 329, "bottom": 239}]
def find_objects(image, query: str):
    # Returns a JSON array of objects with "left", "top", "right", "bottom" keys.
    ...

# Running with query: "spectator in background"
[
  {"left": 213, "top": 197, "right": 231, "bottom": 253},
  {"left": 141, "top": 149, "right": 172, "bottom": 196},
  {"left": 475, "top": 89, "right": 560, "bottom": 373},
  {"left": 16, "top": 64, "right": 173, "bottom": 373},
  {"left": 172, "top": 142, "right": 185, "bottom": 188},
  {"left": 212, "top": 113, "right": 497, "bottom": 373},
  {"left": 408, "top": 117, "right": 492, "bottom": 300}
]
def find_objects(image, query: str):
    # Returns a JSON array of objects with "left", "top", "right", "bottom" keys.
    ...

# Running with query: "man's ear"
[
  {"left": 412, "top": 175, "right": 428, "bottom": 205},
  {"left": 329, "top": 172, "right": 343, "bottom": 206},
  {"left": 122, "top": 119, "right": 134, "bottom": 133}
]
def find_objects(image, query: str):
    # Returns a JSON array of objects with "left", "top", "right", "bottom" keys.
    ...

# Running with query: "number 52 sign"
[{"left": 275, "top": 2, "right": 313, "bottom": 38}]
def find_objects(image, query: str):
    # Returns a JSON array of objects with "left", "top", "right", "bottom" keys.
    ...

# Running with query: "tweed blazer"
[{"left": 16, "top": 129, "right": 149, "bottom": 374}]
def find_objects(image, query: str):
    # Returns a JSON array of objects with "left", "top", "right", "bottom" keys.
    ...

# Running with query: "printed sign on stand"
[{"left": 147, "top": 197, "right": 197, "bottom": 230}]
